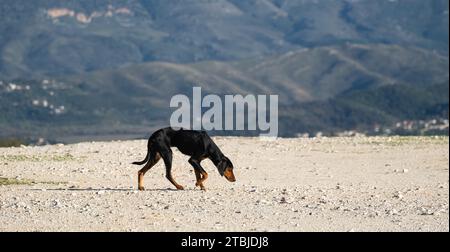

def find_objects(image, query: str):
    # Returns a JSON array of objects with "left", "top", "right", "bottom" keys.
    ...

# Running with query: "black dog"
[{"left": 132, "top": 127, "right": 236, "bottom": 191}]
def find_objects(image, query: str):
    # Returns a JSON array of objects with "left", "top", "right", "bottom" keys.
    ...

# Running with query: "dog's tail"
[{"left": 132, "top": 142, "right": 151, "bottom": 165}]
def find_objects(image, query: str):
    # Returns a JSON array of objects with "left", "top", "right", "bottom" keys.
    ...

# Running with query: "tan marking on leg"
[
  {"left": 137, "top": 153, "right": 160, "bottom": 191},
  {"left": 191, "top": 157, "right": 207, "bottom": 190},
  {"left": 196, "top": 171, "right": 208, "bottom": 190},
  {"left": 194, "top": 169, "right": 202, "bottom": 188}
]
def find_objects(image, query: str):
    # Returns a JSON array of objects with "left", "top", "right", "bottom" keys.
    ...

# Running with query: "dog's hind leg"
[
  {"left": 160, "top": 150, "right": 184, "bottom": 190},
  {"left": 138, "top": 152, "right": 161, "bottom": 191}
]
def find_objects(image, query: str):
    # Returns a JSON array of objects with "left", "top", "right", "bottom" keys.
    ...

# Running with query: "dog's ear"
[
  {"left": 220, "top": 156, "right": 233, "bottom": 171},
  {"left": 222, "top": 156, "right": 233, "bottom": 169},
  {"left": 218, "top": 159, "right": 227, "bottom": 175}
]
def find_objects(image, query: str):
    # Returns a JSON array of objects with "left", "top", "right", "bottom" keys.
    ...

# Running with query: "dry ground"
[{"left": 0, "top": 136, "right": 448, "bottom": 231}]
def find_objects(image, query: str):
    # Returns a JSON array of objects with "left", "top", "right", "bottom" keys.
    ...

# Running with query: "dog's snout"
[{"left": 224, "top": 168, "right": 236, "bottom": 182}]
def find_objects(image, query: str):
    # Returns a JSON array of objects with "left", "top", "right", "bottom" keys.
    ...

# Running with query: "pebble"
[
  {"left": 17, "top": 202, "right": 28, "bottom": 208},
  {"left": 387, "top": 209, "right": 399, "bottom": 215},
  {"left": 280, "top": 197, "right": 288, "bottom": 204},
  {"left": 419, "top": 207, "right": 434, "bottom": 216},
  {"left": 52, "top": 199, "right": 61, "bottom": 208},
  {"left": 256, "top": 199, "right": 269, "bottom": 205},
  {"left": 394, "top": 192, "right": 404, "bottom": 199},
  {"left": 319, "top": 196, "right": 328, "bottom": 204}
]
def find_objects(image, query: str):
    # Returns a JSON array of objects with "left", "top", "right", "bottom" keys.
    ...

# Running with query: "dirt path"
[{"left": 0, "top": 136, "right": 448, "bottom": 231}]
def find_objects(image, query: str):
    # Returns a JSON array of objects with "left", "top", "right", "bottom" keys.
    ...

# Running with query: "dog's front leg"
[
  {"left": 193, "top": 169, "right": 204, "bottom": 190},
  {"left": 189, "top": 158, "right": 207, "bottom": 190}
]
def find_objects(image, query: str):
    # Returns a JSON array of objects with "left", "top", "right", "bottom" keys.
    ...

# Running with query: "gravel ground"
[{"left": 0, "top": 136, "right": 448, "bottom": 232}]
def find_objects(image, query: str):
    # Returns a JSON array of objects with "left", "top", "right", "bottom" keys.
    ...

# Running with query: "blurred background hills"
[{"left": 0, "top": 0, "right": 448, "bottom": 143}]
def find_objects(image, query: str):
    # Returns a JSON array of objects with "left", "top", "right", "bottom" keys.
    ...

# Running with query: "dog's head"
[{"left": 217, "top": 156, "right": 236, "bottom": 182}]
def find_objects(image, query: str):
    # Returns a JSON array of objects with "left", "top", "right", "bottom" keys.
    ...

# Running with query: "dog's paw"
[
  {"left": 176, "top": 185, "right": 184, "bottom": 190},
  {"left": 138, "top": 186, "right": 145, "bottom": 191},
  {"left": 195, "top": 183, "right": 206, "bottom": 190}
]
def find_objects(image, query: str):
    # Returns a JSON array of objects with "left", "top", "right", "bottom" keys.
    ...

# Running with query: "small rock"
[
  {"left": 52, "top": 199, "right": 61, "bottom": 208},
  {"left": 319, "top": 196, "right": 328, "bottom": 204},
  {"left": 17, "top": 202, "right": 28, "bottom": 208},
  {"left": 280, "top": 197, "right": 288, "bottom": 204},
  {"left": 97, "top": 190, "right": 105, "bottom": 195},
  {"left": 387, "top": 209, "right": 399, "bottom": 215},
  {"left": 256, "top": 199, "right": 269, "bottom": 205},
  {"left": 419, "top": 207, "right": 434, "bottom": 216},
  {"left": 402, "top": 169, "right": 409, "bottom": 173},
  {"left": 394, "top": 192, "right": 403, "bottom": 199}
]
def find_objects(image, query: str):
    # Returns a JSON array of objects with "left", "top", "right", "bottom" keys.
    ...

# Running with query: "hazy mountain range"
[{"left": 0, "top": 0, "right": 448, "bottom": 142}]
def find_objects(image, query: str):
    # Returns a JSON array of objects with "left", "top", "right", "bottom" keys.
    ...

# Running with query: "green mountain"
[
  {"left": 1, "top": 43, "right": 448, "bottom": 140},
  {"left": 0, "top": 1, "right": 448, "bottom": 142},
  {"left": 0, "top": 0, "right": 448, "bottom": 79}
]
